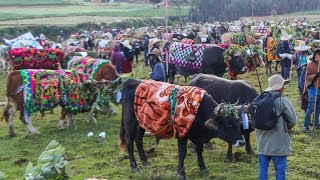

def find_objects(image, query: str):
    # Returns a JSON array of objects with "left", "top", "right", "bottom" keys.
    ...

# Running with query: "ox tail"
[
  {"left": 118, "top": 110, "right": 126, "bottom": 152},
  {"left": 1, "top": 97, "right": 8, "bottom": 122}
]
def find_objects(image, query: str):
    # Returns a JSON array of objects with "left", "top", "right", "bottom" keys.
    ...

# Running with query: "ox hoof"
[
  {"left": 142, "top": 161, "right": 150, "bottom": 167},
  {"left": 204, "top": 142, "right": 214, "bottom": 150},
  {"left": 224, "top": 156, "right": 234, "bottom": 162},
  {"left": 178, "top": 174, "right": 186, "bottom": 180},
  {"left": 9, "top": 132, "right": 16, "bottom": 137},
  {"left": 131, "top": 167, "right": 139, "bottom": 172},
  {"left": 33, "top": 131, "right": 41, "bottom": 135},
  {"left": 200, "top": 167, "right": 208, "bottom": 173}
]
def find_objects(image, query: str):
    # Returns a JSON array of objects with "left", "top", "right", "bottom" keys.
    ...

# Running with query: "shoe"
[{"left": 302, "top": 127, "right": 309, "bottom": 133}]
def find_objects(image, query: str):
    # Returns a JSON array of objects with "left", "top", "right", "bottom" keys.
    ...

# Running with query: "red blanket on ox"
[
  {"left": 134, "top": 80, "right": 206, "bottom": 139},
  {"left": 9, "top": 48, "right": 64, "bottom": 70}
]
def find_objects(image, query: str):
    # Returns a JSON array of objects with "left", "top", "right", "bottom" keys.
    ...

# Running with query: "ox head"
[
  {"left": 228, "top": 53, "right": 247, "bottom": 76},
  {"left": 83, "top": 78, "right": 122, "bottom": 100},
  {"left": 204, "top": 100, "right": 246, "bottom": 147}
]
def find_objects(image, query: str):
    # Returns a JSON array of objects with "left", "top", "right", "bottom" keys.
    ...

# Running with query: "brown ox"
[
  {"left": 221, "top": 33, "right": 257, "bottom": 46},
  {"left": 3, "top": 63, "right": 118, "bottom": 136}
]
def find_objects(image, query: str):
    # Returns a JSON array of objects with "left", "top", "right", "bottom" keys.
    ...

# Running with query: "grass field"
[
  {"left": 0, "top": 0, "right": 71, "bottom": 6},
  {"left": 0, "top": 4, "right": 189, "bottom": 21},
  {"left": 0, "top": 56, "right": 320, "bottom": 179}
]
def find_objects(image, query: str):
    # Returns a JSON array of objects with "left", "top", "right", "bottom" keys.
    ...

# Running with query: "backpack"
[{"left": 249, "top": 91, "right": 282, "bottom": 130}]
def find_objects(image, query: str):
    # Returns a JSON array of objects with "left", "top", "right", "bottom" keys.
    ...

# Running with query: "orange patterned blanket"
[{"left": 134, "top": 80, "right": 206, "bottom": 139}]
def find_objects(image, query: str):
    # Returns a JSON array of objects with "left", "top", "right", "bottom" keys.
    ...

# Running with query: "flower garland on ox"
[
  {"left": 9, "top": 48, "right": 64, "bottom": 70},
  {"left": 17, "top": 69, "right": 94, "bottom": 123},
  {"left": 67, "top": 56, "right": 110, "bottom": 79}
]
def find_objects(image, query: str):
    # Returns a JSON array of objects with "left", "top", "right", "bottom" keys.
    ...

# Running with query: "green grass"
[
  {"left": 0, "top": 4, "right": 190, "bottom": 21},
  {"left": 1, "top": 58, "right": 320, "bottom": 179}
]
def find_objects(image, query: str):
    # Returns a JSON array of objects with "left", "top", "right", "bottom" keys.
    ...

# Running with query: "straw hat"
[
  {"left": 265, "top": 74, "right": 290, "bottom": 91},
  {"left": 294, "top": 41, "right": 311, "bottom": 51},
  {"left": 121, "top": 39, "right": 132, "bottom": 49},
  {"left": 148, "top": 38, "right": 162, "bottom": 47},
  {"left": 280, "top": 33, "right": 292, "bottom": 41},
  {"left": 148, "top": 48, "right": 162, "bottom": 62}
]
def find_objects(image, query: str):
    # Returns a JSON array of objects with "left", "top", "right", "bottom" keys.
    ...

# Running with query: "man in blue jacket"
[{"left": 148, "top": 48, "right": 165, "bottom": 82}]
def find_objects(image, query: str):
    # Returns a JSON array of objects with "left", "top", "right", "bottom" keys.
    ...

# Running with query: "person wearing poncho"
[
  {"left": 303, "top": 49, "right": 320, "bottom": 132},
  {"left": 293, "top": 41, "right": 312, "bottom": 111}
]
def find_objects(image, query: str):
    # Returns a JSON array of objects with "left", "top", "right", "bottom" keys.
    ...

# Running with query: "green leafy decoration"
[
  {"left": 24, "top": 140, "right": 68, "bottom": 180},
  {"left": 0, "top": 172, "right": 5, "bottom": 180},
  {"left": 222, "top": 103, "right": 239, "bottom": 119}
]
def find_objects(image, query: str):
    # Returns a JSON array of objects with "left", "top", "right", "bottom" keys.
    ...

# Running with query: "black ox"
[
  {"left": 163, "top": 43, "right": 248, "bottom": 84},
  {"left": 189, "top": 74, "right": 258, "bottom": 161},
  {"left": 118, "top": 79, "right": 245, "bottom": 179}
]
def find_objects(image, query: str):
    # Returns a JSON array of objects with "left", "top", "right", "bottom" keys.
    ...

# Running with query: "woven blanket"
[
  {"left": 18, "top": 69, "right": 90, "bottom": 123},
  {"left": 253, "top": 26, "right": 270, "bottom": 35},
  {"left": 9, "top": 48, "right": 63, "bottom": 70},
  {"left": 67, "top": 56, "right": 110, "bottom": 79},
  {"left": 168, "top": 42, "right": 206, "bottom": 70},
  {"left": 134, "top": 80, "right": 206, "bottom": 139}
]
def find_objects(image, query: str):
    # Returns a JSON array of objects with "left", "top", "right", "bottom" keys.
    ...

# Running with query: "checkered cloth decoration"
[
  {"left": 168, "top": 42, "right": 206, "bottom": 70},
  {"left": 253, "top": 26, "right": 270, "bottom": 35}
]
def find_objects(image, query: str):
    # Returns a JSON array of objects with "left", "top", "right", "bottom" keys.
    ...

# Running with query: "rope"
[{"left": 169, "top": 86, "right": 180, "bottom": 125}]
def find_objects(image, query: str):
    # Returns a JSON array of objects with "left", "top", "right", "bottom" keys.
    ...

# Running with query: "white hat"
[
  {"left": 121, "top": 40, "right": 132, "bottom": 49},
  {"left": 280, "top": 33, "right": 292, "bottom": 41},
  {"left": 294, "top": 41, "right": 311, "bottom": 51},
  {"left": 265, "top": 74, "right": 290, "bottom": 91}
]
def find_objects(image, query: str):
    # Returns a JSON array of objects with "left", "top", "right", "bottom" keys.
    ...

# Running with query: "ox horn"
[
  {"left": 232, "top": 98, "right": 240, "bottom": 106},
  {"left": 234, "top": 104, "right": 250, "bottom": 113}
]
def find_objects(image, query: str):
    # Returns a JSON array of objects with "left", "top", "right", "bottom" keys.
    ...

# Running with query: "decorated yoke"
[
  {"left": 134, "top": 80, "right": 206, "bottom": 139},
  {"left": 18, "top": 69, "right": 92, "bottom": 124},
  {"left": 9, "top": 48, "right": 64, "bottom": 70},
  {"left": 67, "top": 56, "right": 110, "bottom": 79}
]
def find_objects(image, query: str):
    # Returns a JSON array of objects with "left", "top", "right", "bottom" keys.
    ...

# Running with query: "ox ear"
[
  {"left": 213, "top": 103, "right": 225, "bottom": 117},
  {"left": 204, "top": 118, "right": 218, "bottom": 130}
]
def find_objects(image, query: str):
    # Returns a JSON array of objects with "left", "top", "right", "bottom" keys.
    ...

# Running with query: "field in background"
[
  {"left": 0, "top": 3, "right": 189, "bottom": 27},
  {"left": 0, "top": 0, "right": 71, "bottom": 6}
]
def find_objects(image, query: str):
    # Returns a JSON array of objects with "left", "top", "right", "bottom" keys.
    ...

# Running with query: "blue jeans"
[
  {"left": 258, "top": 155, "right": 287, "bottom": 180},
  {"left": 144, "top": 49, "right": 149, "bottom": 66},
  {"left": 304, "top": 95, "right": 320, "bottom": 129}
]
